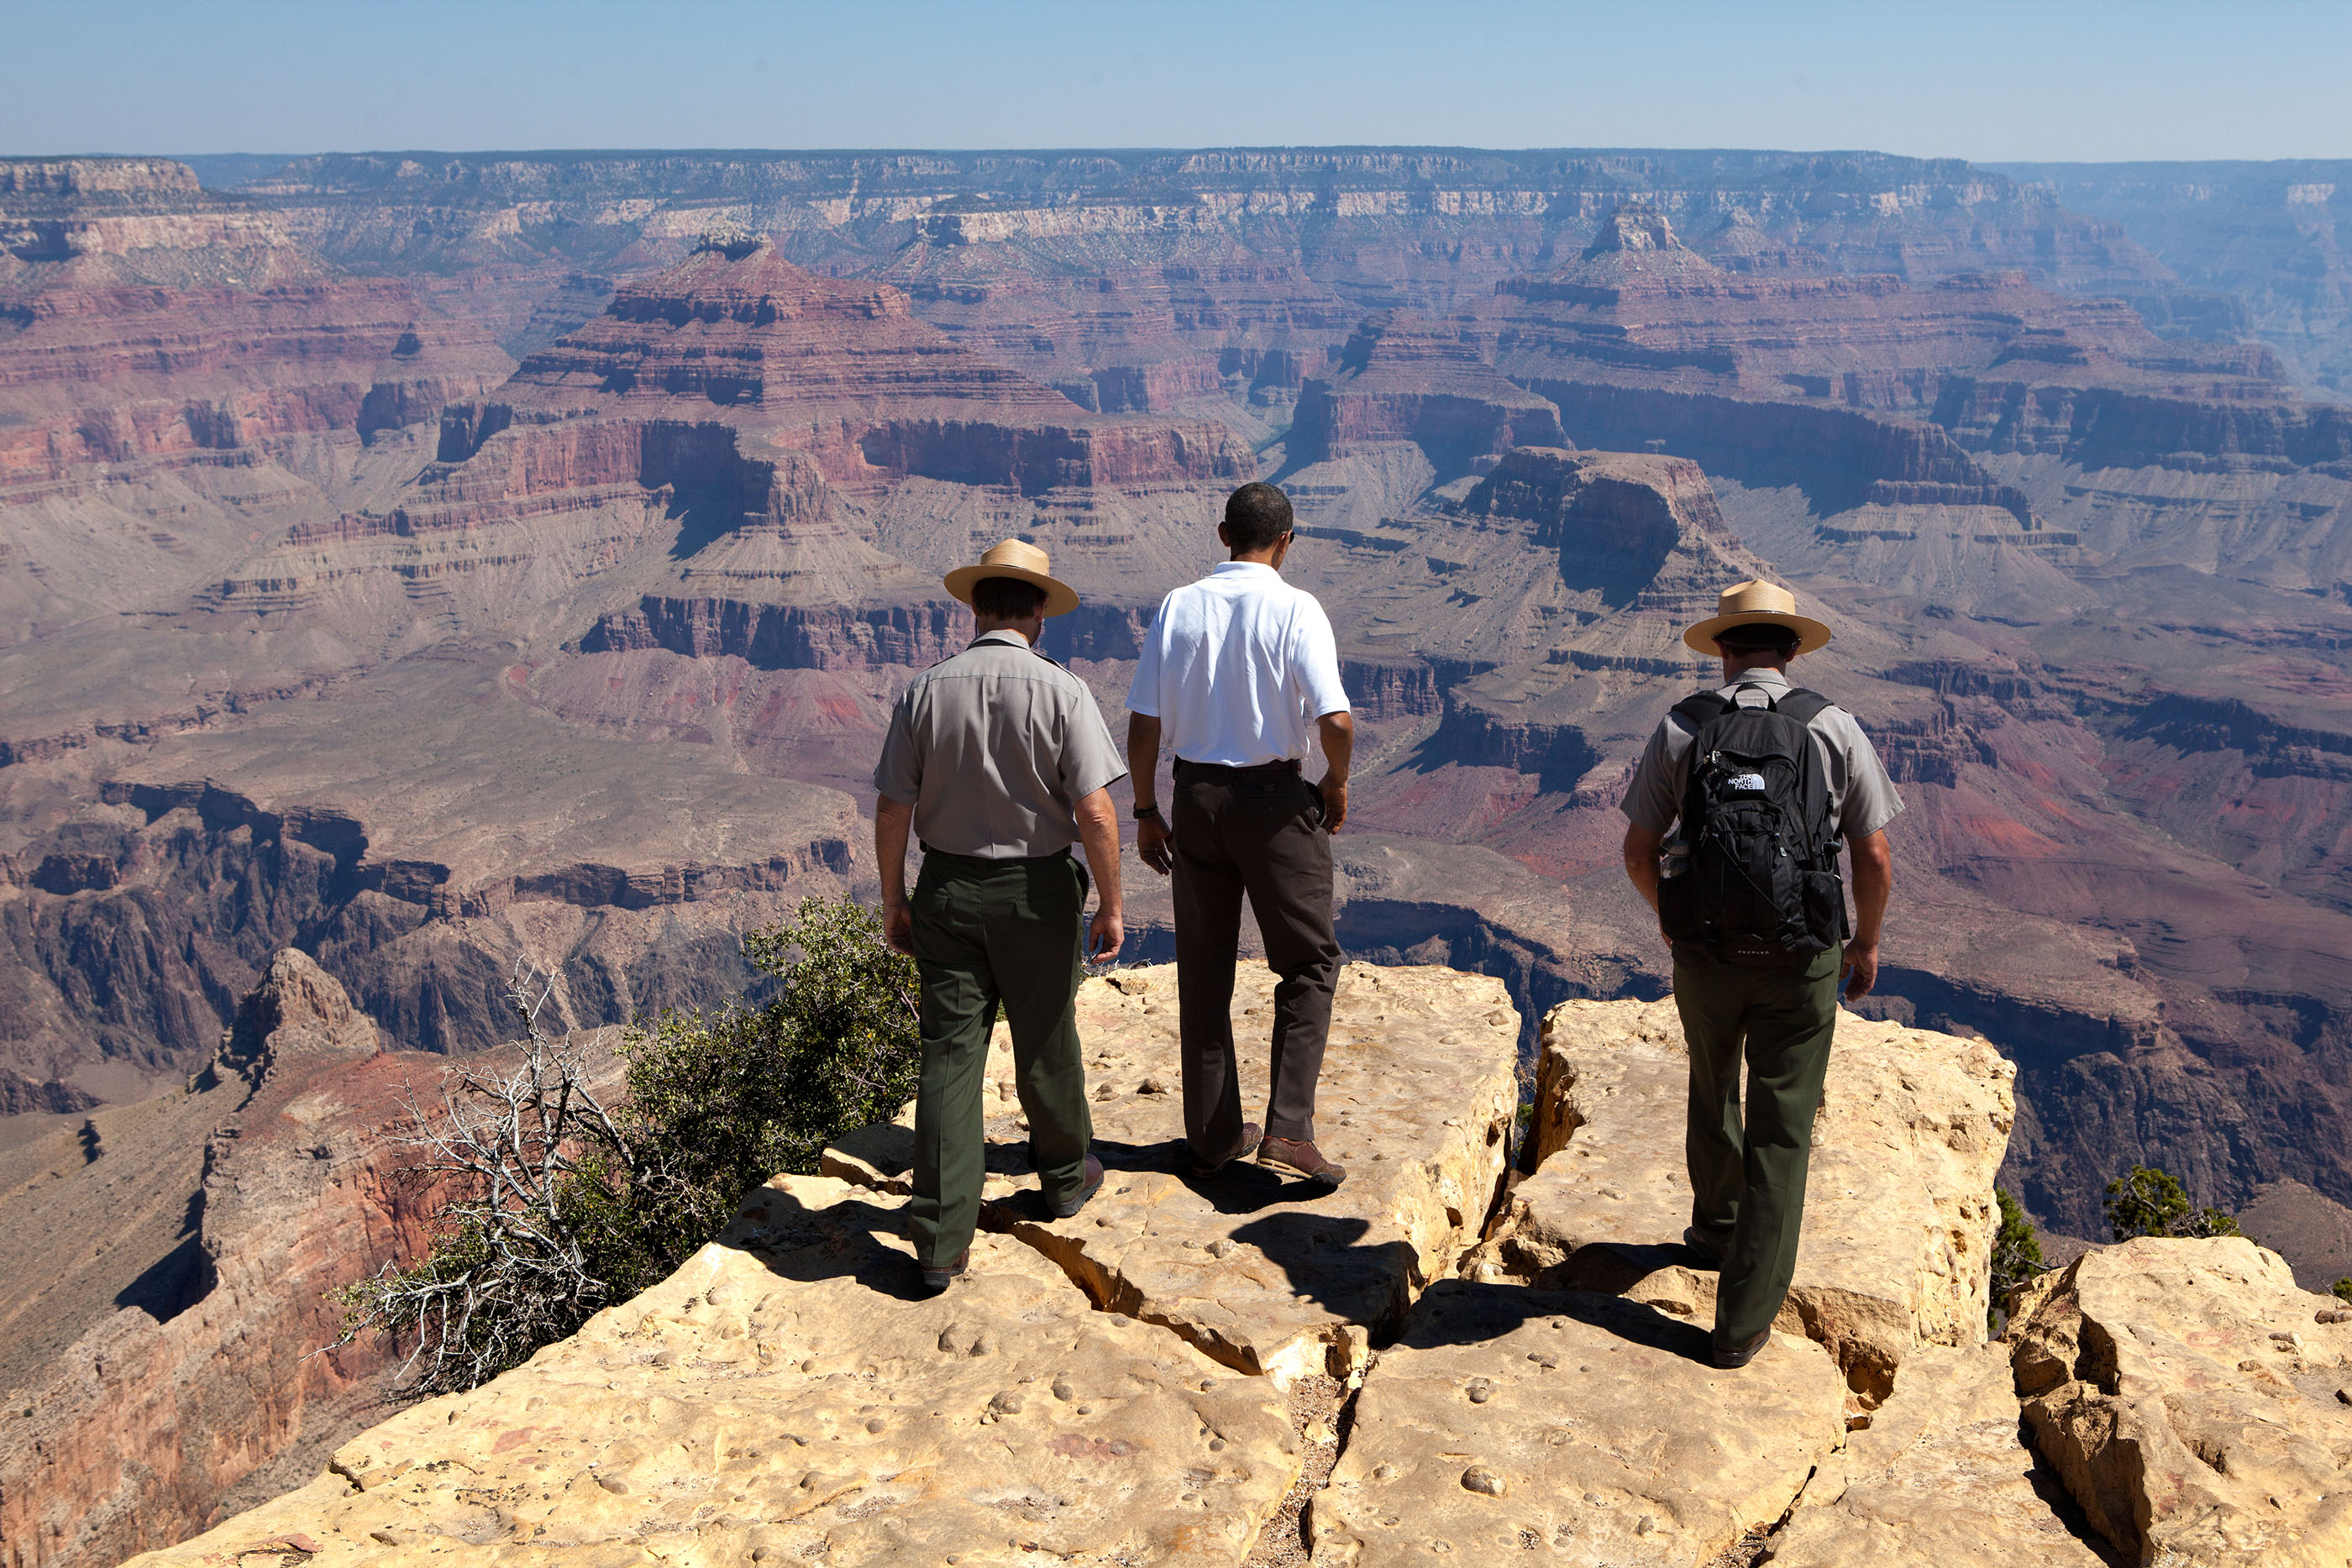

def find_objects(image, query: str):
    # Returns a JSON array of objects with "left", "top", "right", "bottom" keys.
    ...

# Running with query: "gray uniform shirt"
[
  {"left": 874, "top": 630, "right": 1129, "bottom": 859},
  {"left": 1620, "top": 668, "right": 1904, "bottom": 842}
]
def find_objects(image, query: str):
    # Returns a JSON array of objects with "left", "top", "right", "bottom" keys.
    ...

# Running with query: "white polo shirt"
[{"left": 1126, "top": 561, "right": 1351, "bottom": 766}]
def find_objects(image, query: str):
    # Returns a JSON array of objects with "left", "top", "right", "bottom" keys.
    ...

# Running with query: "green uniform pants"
[
  {"left": 1672, "top": 943, "right": 1841, "bottom": 1344},
  {"left": 906, "top": 848, "right": 1095, "bottom": 1270}
]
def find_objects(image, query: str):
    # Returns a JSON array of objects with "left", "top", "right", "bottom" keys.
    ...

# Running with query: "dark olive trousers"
[
  {"left": 906, "top": 849, "right": 1095, "bottom": 1270},
  {"left": 1170, "top": 761, "right": 1341, "bottom": 1151},
  {"left": 1672, "top": 942, "right": 1841, "bottom": 1344}
]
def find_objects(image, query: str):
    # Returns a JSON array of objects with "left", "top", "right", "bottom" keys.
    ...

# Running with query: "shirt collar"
[
  {"left": 1725, "top": 668, "right": 1791, "bottom": 690},
  {"left": 1211, "top": 561, "right": 1278, "bottom": 578},
  {"left": 970, "top": 628, "right": 1032, "bottom": 650}
]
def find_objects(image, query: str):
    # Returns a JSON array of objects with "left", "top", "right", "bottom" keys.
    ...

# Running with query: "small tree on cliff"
[
  {"left": 1987, "top": 1188, "right": 2045, "bottom": 1333},
  {"left": 337, "top": 898, "right": 920, "bottom": 1395},
  {"left": 2103, "top": 1163, "right": 2242, "bottom": 1243},
  {"left": 2335, "top": 1277, "right": 2352, "bottom": 1305}
]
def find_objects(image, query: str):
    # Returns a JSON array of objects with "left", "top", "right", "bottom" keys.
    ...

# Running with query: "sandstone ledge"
[
  {"left": 1311, "top": 1282, "right": 1846, "bottom": 1566},
  {"left": 2010, "top": 1235, "right": 2352, "bottom": 1566},
  {"left": 1771, "top": 1342, "right": 2111, "bottom": 1566},
  {"left": 1466, "top": 997, "right": 2015, "bottom": 1406},
  {"left": 827, "top": 962, "right": 1521, "bottom": 1386},
  {"left": 117, "top": 1176, "right": 1302, "bottom": 1568}
]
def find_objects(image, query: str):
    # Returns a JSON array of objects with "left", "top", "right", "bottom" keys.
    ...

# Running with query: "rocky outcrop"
[
  {"left": 1313, "top": 1282, "right": 1848, "bottom": 1565},
  {"left": 1770, "top": 1343, "right": 2110, "bottom": 1566},
  {"left": 826, "top": 963, "right": 1521, "bottom": 1385},
  {"left": 1465, "top": 998, "right": 2016, "bottom": 1407},
  {"left": 117, "top": 1176, "right": 1305, "bottom": 1568},
  {"left": 134, "top": 975, "right": 2323, "bottom": 1568},
  {"left": 0, "top": 952, "right": 429, "bottom": 1568},
  {"left": 2009, "top": 1236, "right": 2352, "bottom": 1566}
]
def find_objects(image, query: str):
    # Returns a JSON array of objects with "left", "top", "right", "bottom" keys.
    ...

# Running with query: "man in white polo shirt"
[{"left": 1126, "top": 482, "right": 1354, "bottom": 1189}]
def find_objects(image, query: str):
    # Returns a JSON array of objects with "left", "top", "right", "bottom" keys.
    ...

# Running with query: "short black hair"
[
  {"left": 1714, "top": 621, "right": 1800, "bottom": 657},
  {"left": 1223, "top": 482, "right": 1294, "bottom": 553},
  {"left": 971, "top": 576, "right": 1048, "bottom": 621}
]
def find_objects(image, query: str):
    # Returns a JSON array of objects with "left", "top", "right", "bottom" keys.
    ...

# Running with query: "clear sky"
[{"left": 4, "top": 0, "right": 2347, "bottom": 166}]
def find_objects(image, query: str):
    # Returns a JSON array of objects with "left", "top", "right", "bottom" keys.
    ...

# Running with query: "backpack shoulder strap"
[
  {"left": 1669, "top": 690, "right": 1731, "bottom": 731},
  {"left": 1775, "top": 689, "right": 1833, "bottom": 726}
]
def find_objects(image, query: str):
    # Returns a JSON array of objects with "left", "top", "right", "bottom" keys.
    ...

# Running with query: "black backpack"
[{"left": 1656, "top": 686, "right": 1849, "bottom": 967}]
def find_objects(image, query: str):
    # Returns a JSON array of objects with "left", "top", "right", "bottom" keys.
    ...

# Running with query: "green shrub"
[
  {"left": 2102, "top": 1163, "right": 2241, "bottom": 1243},
  {"left": 1987, "top": 1188, "right": 2045, "bottom": 1333},
  {"left": 337, "top": 898, "right": 921, "bottom": 1395},
  {"left": 2334, "top": 1277, "right": 2351, "bottom": 1305}
]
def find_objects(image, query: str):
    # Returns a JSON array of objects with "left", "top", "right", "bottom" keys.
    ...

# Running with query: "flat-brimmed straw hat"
[
  {"left": 942, "top": 538, "right": 1079, "bottom": 618},
  {"left": 1682, "top": 579, "right": 1833, "bottom": 656}
]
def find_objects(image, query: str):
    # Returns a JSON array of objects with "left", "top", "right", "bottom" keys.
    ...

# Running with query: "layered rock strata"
[
  {"left": 1466, "top": 999, "right": 2014, "bottom": 1407},
  {"left": 0, "top": 952, "right": 431, "bottom": 1568}
]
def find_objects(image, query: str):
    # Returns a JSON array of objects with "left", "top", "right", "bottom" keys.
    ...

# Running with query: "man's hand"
[
  {"left": 1840, "top": 940, "right": 1879, "bottom": 1001},
  {"left": 1137, "top": 814, "right": 1174, "bottom": 875},
  {"left": 1315, "top": 710, "right": 1353, "bottom": 836},
  {"left": 884, "top": 898, "right": 915, "bottom": 956},
  {"left": 1087, "top": 907, "right": 1125, "bottom": 963},
  {"left": 1318, "top": 775, "right": 1348, "bottom": 835}
]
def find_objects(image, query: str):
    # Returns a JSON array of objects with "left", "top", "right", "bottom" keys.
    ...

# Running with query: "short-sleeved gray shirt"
[
  {"left": 874, "top": 630, "right": 1129, "bottom": 859},
  {"left": 1620, "top": 668, "right": 1904, "bottom": 842}
]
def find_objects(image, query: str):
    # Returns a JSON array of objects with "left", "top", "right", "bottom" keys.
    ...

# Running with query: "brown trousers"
[{"left": 1170, "top": 760, "right": 1341, "bottom": 1150}]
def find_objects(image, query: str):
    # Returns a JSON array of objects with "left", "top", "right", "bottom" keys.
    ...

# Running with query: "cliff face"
[
  {"left": 0, "top": 952, "right": 435, "bottom": 1568},
  {"left": 120, "top": 982, "right": 2328, "bottom": 1568}
]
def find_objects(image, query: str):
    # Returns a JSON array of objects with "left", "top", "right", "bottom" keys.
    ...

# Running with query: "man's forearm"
[
  {"left": 1126, "top": 715, "right": 1163, "bottom": 809},
  {"left": 875, "top": 797, "right": 913, "bottom": 906},
  {"left": 1849, "top": 829, "right": 1893, "bottom": 947},
  {"left": 1315, "top": 711, "right": 1353, "bottom": 783},
  {"left": 1622, "top": 823, "right": 1665, "bottom": 913},
  {"left": 1074, "top": 788, "right": 1123, "bottom": 915}
]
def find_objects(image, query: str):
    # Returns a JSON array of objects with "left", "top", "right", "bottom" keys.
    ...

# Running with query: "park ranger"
[
  {"left": 874, "top": 539, "right": 1127, "bottom": 1293},
  {"left": 1618, "top": 580, "right": 1902, "bottom": 1369}
]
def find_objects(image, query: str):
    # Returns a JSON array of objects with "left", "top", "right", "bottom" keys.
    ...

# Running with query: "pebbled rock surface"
[
  {"left": 1771, "top": 1342, "right": 2113, "bottom": 1567},
  {"left": 827, "top": 962, "right": 1521, "bottom": 1386},
  {"left": 1464, "top": 997, "right": 2015, "bottom": 1406},
  {"left": 1310, "top": 1281, "right": 1847, "bottom": 1566},
  {"left": 2009, "top": 1235, "right": 2352, "bottom": 1567},
  {"left": 118, "top": 1174, "right": 1302, "bottom": 1568}
]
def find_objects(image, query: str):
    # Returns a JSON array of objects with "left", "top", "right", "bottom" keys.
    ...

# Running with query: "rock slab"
[
  {"left": 2010, "top": 1235, "right": 2352, "bottom": 1567},
  {"left": 1467, "top": 998, "right": 2014, "bottom": 1404},
  {"left": 828, "top": 962, "right": 1522, "bottom": 1387},
  {"left": 120, "top": 1175, "right": 1301, "bottom": 1568},
  {"left": 1310, "top": 1281, "right": 1847, "bottom": 1565},
  {"left": 1770, "top": 1342, "right": 2112, "bottom": 1566}
]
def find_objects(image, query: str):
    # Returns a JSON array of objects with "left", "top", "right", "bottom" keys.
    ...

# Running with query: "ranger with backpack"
[{"left": 1620, "top": 580, "right": 1901, "bottom": 1370}]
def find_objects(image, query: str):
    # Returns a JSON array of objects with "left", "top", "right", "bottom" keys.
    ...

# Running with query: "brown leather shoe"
[
  {"left": 1711, "top": 1327, "right": 1771, "bottom": 1369},
  {"left": 920, "top": 1248, "right": 969, "bottom": 1293},
  {"left": 1190, "top": 1122, "right": 1262, "bottom": 1177},
  {"left": 1051, "top": 1153, "right": 1105, "bottom": 1218},
  {"left": 1257, "top": 1135, "right": 1347, "bottom": 1189}
]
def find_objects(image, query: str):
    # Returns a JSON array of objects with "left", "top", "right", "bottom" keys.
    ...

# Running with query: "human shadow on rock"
[
  {"left": 1402, "top": 1277, "right": 1718, "bottom": 1366},
  {"left": 1229, "top": 1210, "right": 1423, "bottom": 1337},
  {"left": 723, "top": 1188, "right": 934, "bottom": 1303}
]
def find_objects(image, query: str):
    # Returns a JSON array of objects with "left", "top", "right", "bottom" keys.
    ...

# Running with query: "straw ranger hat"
[
  {"left": 1682, "top": 579, "right": 1833, "bottom": 656},
  {"left": 942, "top": 538, "right": 1079, "bottom": 618}
]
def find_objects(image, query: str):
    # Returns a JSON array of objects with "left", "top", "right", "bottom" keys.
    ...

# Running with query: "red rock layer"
[
  {"left": 0, "top": 953, "right": 431, "bottom": 1568},
  {"left": 1293, "top": 311, "right": 1565, "bottom": 465}
]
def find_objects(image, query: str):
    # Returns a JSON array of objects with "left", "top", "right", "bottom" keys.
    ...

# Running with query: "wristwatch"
[{"left": 1132, "top": 804, "right": 1164, "bottom": 823}]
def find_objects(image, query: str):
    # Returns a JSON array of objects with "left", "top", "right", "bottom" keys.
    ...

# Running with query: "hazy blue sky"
[{"left": 5, "top": 0, "right": 2346, "bottom": 165}]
